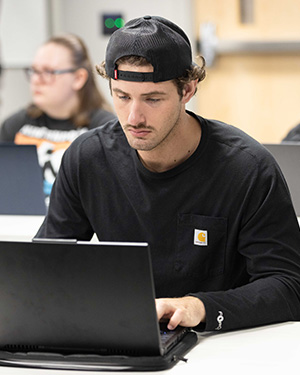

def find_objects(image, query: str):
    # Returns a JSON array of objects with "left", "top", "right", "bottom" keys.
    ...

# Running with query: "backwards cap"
[{"left": 105, "top": 15, "right": 193, "bottom": 83}]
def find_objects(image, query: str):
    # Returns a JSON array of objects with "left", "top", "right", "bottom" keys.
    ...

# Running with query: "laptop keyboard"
[{"left": 159, "top": 323, "right": 189, "bottom": 352}]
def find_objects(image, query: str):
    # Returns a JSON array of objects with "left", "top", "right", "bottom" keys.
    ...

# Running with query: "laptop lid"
[
  {"left": 0, "top": 240, "right": 166, "bottom": 356},
  {"left": 263, "top": 143, "right": 300, "bottom": 216},
  {"left": 0, "top": 143, "right": 46, "bottom": 215}
]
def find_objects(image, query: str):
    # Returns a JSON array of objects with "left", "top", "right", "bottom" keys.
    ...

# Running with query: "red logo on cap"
[{"left": 114, "top": 69, "right": 118, "bottom": 80}]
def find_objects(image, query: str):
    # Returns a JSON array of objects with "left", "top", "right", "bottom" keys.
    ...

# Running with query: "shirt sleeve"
[
  {"left": 35, "top": 134, "right": 94, "bottom": 241},
  {"left": 0, "top": 109, "right": 28, "bottom": 142},
  {"left": 190, "top": 155, "right": 300, "bottom": 332}
]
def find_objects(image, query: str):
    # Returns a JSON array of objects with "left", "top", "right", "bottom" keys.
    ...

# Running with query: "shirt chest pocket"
[{"left": 175, "top": 214, "right": 227, "bottom": 281}]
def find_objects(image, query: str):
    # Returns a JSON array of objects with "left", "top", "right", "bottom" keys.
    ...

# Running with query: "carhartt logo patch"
[{"left": 194, "top": 229, "right": 208, "bottom": 246}]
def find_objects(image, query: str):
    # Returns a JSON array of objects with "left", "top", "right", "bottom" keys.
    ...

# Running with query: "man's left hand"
[{"left": 156, "top": 296, "right": 206, "bottom": 330}]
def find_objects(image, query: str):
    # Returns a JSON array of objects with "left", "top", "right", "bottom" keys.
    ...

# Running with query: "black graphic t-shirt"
[{"left": 0, "top": 108, "right": 116, "bottom": 195}]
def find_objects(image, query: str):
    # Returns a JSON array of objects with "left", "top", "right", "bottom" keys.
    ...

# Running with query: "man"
[{"left": 36, "top": 16, "right": 300, "bottom": 332}]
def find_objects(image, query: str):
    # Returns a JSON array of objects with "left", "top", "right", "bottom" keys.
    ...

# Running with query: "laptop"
[
  {"left": 0, "top": 240, "right": 197, "bottom": 371},
  {"left": 263, "top": 143, "right": 300, "bottom": 216},
  {"left": 0, "top": 143, "right": 46, "bottom": 215}
]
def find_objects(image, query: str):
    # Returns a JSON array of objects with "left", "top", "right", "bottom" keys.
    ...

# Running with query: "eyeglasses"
[{"left": 24, "top": 67, "right": 77, "bottom": 83}]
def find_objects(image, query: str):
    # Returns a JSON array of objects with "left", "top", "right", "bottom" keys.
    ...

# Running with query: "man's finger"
[
  {"left": 155, "top": 299, "right": 173, "bottom": 321},
  {"left": 166, "top": 308, "right": 184, "bottom": 330}
]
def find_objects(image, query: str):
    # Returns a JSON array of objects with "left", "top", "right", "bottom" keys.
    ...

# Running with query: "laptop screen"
[
  {"left": 0, "top": 240, "right": 162, "bottom": 356},
  {"left": 0, "top": 143, "right": 46, "bottom": 215},
  {"left": 0, "top": 240, "right": 198, "bottom": 371},
  {"left": 263, "top": 143, "right": 300, "bottom": 216}
]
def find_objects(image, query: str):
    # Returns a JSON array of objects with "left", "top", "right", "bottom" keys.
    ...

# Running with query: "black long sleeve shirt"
[{"left": 36, "top": 112, "right": 300, "bottom": 331}]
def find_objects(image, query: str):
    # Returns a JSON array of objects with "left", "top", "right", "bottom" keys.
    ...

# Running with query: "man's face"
[{"left": 111, "top": 63, "right": 185, "bottom": 152}]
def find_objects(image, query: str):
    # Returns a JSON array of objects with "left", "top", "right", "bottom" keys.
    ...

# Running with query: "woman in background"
[{"left": 0, "top": 34, "right": 116, "bottom": 197}]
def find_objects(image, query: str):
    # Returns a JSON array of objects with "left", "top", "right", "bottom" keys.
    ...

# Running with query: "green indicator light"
[
  {"left": 105, "top": 18, "right": 115, "bottom": 29},
  {"left": 115, "top": 18, "right": 125, "bottom": 28}
]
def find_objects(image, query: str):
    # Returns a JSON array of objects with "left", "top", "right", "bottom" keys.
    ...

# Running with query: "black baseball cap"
[{"left": 105, "top": 15, "right": 194, "bottom": 83}]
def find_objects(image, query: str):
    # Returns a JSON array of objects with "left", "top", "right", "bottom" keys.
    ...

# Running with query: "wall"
[
  {"left": 194, "top": 0, "right": 300, "bottom": 143},
  {"left": 0, "top": 0, "right": 49, "bottom": 121},
  {"left": 2, "top": 0, "right": 300, "bottom": 144}
]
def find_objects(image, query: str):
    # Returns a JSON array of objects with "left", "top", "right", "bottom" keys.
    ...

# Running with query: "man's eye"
[
  {"left": 118, "top": 95, "right": 130, "bottom": 100},
  {"left": 147, "top": 98, "right": 160, "bottom": 103}
]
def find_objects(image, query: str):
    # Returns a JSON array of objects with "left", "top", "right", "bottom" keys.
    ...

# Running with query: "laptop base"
[{"left": 0, "top": 332, "right": 198, "bottom": 371}]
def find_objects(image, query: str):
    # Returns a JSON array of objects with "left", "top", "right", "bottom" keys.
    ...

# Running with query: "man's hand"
[{"left": 156, "top": 296, "right": 206, "bottom": 330}]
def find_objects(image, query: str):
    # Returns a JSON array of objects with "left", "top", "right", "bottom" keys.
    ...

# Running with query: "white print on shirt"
[
  {"left": 37, "top": 142, "right": 65, "bottom": 185},
  {"left": 215, "top": 311, "right": 224, "bottom": 330},
  {"left": 194, "top": 229, "right": 208, "bottom": 246},
  {"left": 18, "top": 125, "right": 88, "bottom": 142},
  {"left": 15, "top": 125, "right": 88, "bottom": 194}
]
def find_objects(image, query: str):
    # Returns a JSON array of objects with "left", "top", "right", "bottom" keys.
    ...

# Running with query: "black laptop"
[
  {"left": 0, "top": 143, "right": 46, "bottom": 215},
  {"left": 0, "top": 240, "right": 197, "bottom": 371},
  {"left": 263, "top": 143, "right": 300, "bottom": 216}
]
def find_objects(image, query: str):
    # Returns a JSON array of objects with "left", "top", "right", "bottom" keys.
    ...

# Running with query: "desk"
[
  {"left": 0, "top": 216, "right": 299, "bottom": 374},
  {"left": 0, "top": 322, "right": 297, "bottom": 374},
  {"left": 0, "top": 215, "right": 45, "bottom": 241},
  {"left": 0, "top": 215, "right": 100, "bottom": 242}
]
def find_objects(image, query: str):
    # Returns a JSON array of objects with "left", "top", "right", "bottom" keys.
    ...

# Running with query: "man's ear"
[
  {"left": 72, "top": 68, "right": 89, "bottom": 91},
  {"left": 181, "top": 80, "right": 198, "bottom": 104}
]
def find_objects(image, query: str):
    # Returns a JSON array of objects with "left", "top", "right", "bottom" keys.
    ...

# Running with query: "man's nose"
[{"left": 127, "top": 102, "right": 145, "bottom": 126}]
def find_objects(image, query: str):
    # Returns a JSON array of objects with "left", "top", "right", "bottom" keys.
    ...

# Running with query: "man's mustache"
[{"left": 123, "top": 124, "right": 154, "bottom": 131}]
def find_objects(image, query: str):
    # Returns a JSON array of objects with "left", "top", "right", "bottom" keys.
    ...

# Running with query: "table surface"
[
  {"left": 0, "top": 322, "right": 298, "bottom": 375},
  {"left": 0, "top": 215, "right": 45, "bottom": 241},
  {"left": 0, "top": 216, "right": 299, "bottom": 374},
  {"left": 0, "top": 215, "right": 100, "bottom": 242}
]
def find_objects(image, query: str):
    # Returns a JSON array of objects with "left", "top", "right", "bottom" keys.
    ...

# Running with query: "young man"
[{"left": 36, "top": 16, "right": 300, "bottom": 332}]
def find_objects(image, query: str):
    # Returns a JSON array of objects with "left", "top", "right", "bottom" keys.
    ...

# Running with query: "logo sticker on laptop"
[{"left": 194, "top": 229, "right": 208, "bottom": 246}]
